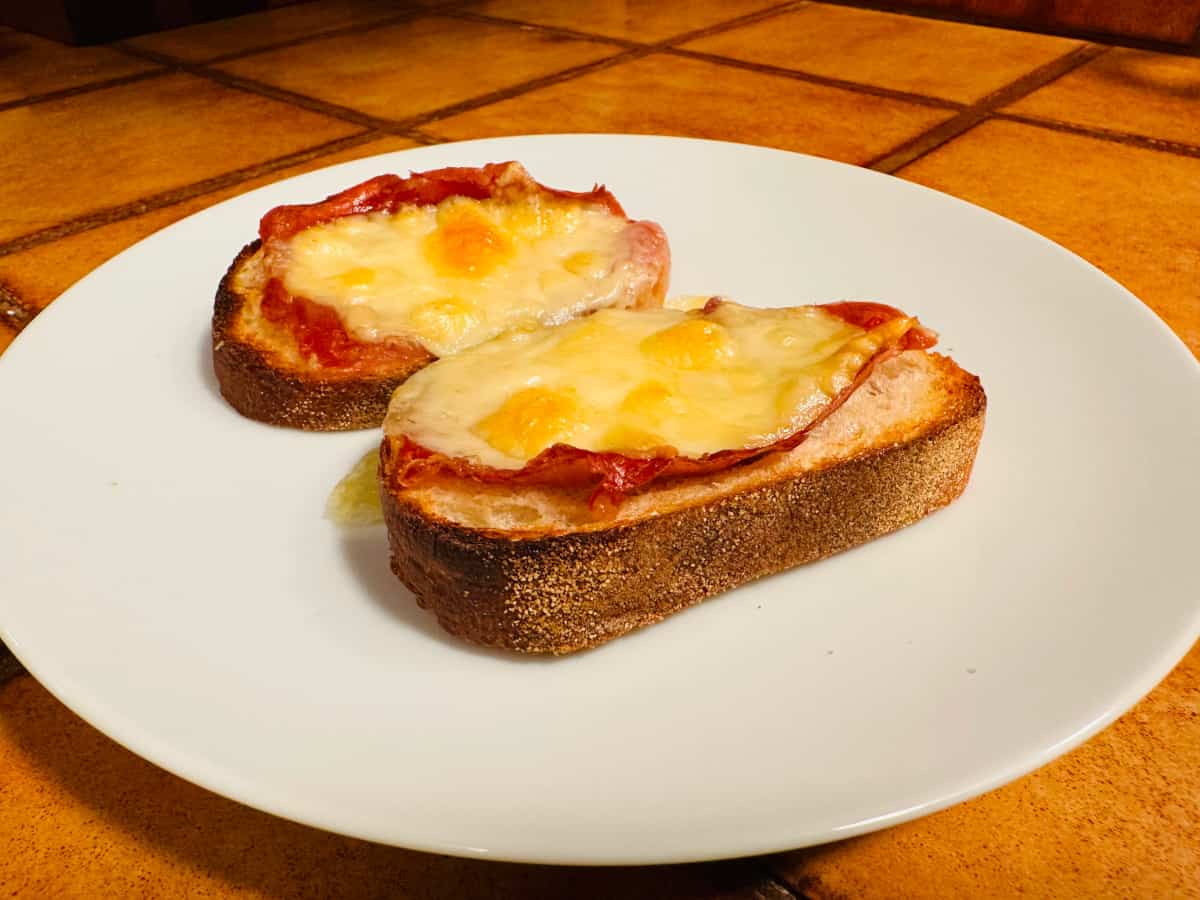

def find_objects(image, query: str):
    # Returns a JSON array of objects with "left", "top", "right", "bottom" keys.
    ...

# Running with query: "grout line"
[
  {"left": 956, "top": 41, "right": 1110, "bottom": 108},
  {"left": 116, "top": 42, "right": 412, "bottom": 133},
  {"left": 404, "top": 128, "right": 449, "bottom": 147},
  {"left": 658, "top": 0, "right": 809, "bottom": 47},
  {"left": 118, "top": 26, "right": 641, "bottom": 138},
  {"left": 865, "top": 107, "right": 991, "bottom": 172},
  {"left": 813, "top": 0, "right": 1200, "bottom": 57},
  {"left": 445, "top": 8, "right": 642, "bottom": 49},
  {"left": 0, "top": 282, "right": 39, "bottom": 333},
  {"left": 114, "top": 0, "right": 481, "bottom": 66},
  {"left": 407, "top": 0, "right": 811, "bottom": 130},
  {"left": 664, "top": 47, "right": 963, "bottom": 110},
  {"left": 866, "top": 42, "right": 1109, "bottom": 172},
  {"left": 0, "top": 130, "right": 381, "bottom": 260},
  {"left": 9, "top": 1, "right": 1192, "bottom": 280},
  {"left": 994, "top": 112, "right": 1200, "bottom": 159},
  {"left": 201, "top": 8, "right": 429, "bottom": 63},
  {"left": 397, "top": 44, "right": 646, "bottom": 128},
  {"left": 443, "top": 0, "right": 809, "bottom": 51},
  {"left": 0, "top": 67, "right": 168, "bottom": 115},
  {"left": 441, "top": 0, "right": 811, "bottom": 52}
]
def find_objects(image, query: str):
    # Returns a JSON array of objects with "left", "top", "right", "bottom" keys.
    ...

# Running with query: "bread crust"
[
  {"left": 212, "top": 241, "right": 429, "bottom": 431},
  {"left": 212, "top": 162, "right": 670, "bottom": 431},
  {"left": 381, "top": 357, "right": 986, "bottom": 654}
]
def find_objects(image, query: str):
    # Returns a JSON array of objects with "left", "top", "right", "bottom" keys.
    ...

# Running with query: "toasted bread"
[
  {"left": 212, "top": 163, "right": 670, "bottom": 431},
  {"left": 380, "top": 350, "right": 986, "bottom": 654},
  {"left": 213, "top": 241, "right": 426, "bottom": 431}
]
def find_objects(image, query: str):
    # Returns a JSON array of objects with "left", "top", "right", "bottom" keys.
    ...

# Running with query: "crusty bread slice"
[
  {"left": 380, "top": 350, "right": 986, "bottom": 654},
  {"left": 212, "top": 162, "right": 670, "bottom": 432},
  {"left": 213, "top": 241, "right": 431, "bottom": 431}
]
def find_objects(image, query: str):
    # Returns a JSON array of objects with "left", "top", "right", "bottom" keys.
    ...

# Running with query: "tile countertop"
[{"left": 1, "top": 1, "right": 1197, "bottom": 896}]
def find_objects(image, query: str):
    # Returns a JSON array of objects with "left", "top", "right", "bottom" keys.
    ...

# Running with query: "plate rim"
[{"left": 2, "top": 133, "right": 1198, "bottom": 865}]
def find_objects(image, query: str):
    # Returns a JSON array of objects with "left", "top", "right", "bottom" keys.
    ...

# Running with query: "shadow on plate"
[
  {"left": 197, "top": 330, "right": 221, "bottom": 399},
  {"left": 338, "top": 523, "right": 560, "bottom": 666}
]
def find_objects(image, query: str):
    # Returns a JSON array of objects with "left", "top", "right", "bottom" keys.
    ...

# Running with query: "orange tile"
[
  {"left": 0, "top": 679, "right": 768, "bottom": 899},
  {"left": 0, "top": 135, "right": 420, "bottom": 312},
  {"left": 217, "top": 16, "right": 619, "bottom": 122},
  {"left": 0, "top": 29, "right": 156, "bottom": 104},
  {"left": 0, "top": 73, "right": 358, "bottom": 245},
  {"left": 685, "top": 3, "right": 1082, "bottom": 104},
  {"left": 774, "top": 644, "right": 1200, "bottom": 897},
  {"left": 899, "top": 119, "right": 1200, "bottom": 356},
  {"left": 1006, "top": 48, "right": 1200, "bottom": 147},
  {"left": 428, "top": 53, "right": 952, "bottom": 164},
  {"left": 126, "top": 0, "right": 417, "bottom": 63},
  {"left": 470, "top": 0, "right": 782, "bottom": 42},
  {"left": 0, "top": 324, "right": 13, "bottom": 355}
]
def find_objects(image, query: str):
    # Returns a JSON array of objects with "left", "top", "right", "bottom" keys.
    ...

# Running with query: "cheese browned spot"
[
  {"left": 384, "top": 302, "right": 918, "bottom": 469},
  {"left": 278, "top": 193, "right": 658, "bottom": 358}
]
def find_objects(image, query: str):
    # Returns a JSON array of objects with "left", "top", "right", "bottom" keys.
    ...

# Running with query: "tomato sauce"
[
  {"left": 256, "top": 162, "right": 626, "bottom": 370},
  {"left": 384, "top": 301, "right": 938, "bottom": 511}
]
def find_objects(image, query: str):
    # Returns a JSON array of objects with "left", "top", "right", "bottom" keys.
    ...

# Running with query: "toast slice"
[
  {"left": 213, "top": 240, "right": 424, "bottom": 431},
  {"left": 380, "top": 349, "right": 985, "bottom": 654},
  {"left": 212, "top": 162, "right": 669, "bottom": 431}
]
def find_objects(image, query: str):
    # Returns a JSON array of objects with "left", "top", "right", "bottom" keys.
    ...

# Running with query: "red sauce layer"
[
  {"left": 257, "top": 162, "right": 627, "bottom": 370},
  {"left": 383, "top": 301, "right": 937, "bottom": 512}
]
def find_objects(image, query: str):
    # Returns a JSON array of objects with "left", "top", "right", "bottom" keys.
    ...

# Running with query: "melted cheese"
[
  {"left": 280, "top": 194, "right": 648, "bottom": 357},
  {"left": 325, "top": 449, "right": 383, "bottom": 526},
  {"left": 385, "top": 302, "right": 914, "bottom": 469}
]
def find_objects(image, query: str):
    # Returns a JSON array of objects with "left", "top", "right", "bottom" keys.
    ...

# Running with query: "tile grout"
[
  {"left": 0, "top": 1, "right": 1195, "bottom": 309},
  {"left": 115, "top": 42, "right": 413, "bottom": 133},
  {"left": 397, "top": 45, "right": 647, "bottom": 128},
  {"left": 196, "top": 7, "right": 431, "bottom": 64},
  {"left": 866, "top": 43, "right": 1110, "bottom": 172},
  {"left": 396, "top": 2, "right": 817, "bottom": 130},
  {"left": 445, "top": 8, "right": 643, "bottom": 50},
  {"left": 0, "top": 67, "right": 168, "bottom": 115},
  {"left": 664, "top": 46, "right": 963, "bottom": 110},
  {"left": 0, "top": 130, "right": 383, "bottom": 259},
  {"left": 4, "top": 2, "right": 1189, "bottom": 160},
  {"left": 993, "top": 111, "right": 1200, "bottom": 159},
  {"left": 0, "top": 0, "right": 810, "bottom": 277},
  {"left": 654, "top": 0, "right": 811, "bottom": 46},
  {"left": 115, "top": 0, "right": 484, "bottom": 67},
  {"left": 101, "top": 1, "right": 1191, "bottom": 168}
]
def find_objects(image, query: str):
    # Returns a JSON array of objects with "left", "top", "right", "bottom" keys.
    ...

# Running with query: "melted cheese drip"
[
  {"left": 281, "top": 195, "right": 644, "bottom": 357},
  {"left": 385, "top": 303, "right": 914, "bottom": 469},
  {"left": 325, "top": 448, "right": 383, "bottom": 526}
]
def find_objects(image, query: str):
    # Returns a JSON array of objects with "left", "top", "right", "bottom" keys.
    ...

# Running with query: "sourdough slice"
[
  {"left": 213, "top": 241, "right": 427, "bottom": 431},
  {"left": 381, "top": 351, "right": 985, "bottom": 654},
  {"left": 213, "top": 163, "right": 670, "bottom": 431}
]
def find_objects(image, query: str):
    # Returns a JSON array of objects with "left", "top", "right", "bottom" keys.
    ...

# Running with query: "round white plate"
[{"left": 2, "top": 135, "right": 1198, "bottom": 865}]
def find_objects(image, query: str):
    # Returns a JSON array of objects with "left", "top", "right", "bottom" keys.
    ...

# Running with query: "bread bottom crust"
[
  {"left": 382, "top": 386, "right": 985, "bottom": 654},
  {"left": 212, "top": 241, "right": 427, "bottom": 431}
]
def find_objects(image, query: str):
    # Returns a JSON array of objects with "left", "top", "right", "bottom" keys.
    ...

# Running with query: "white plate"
[{"left": 2, "top": 135, "right": 1198, "bottom": 865}]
